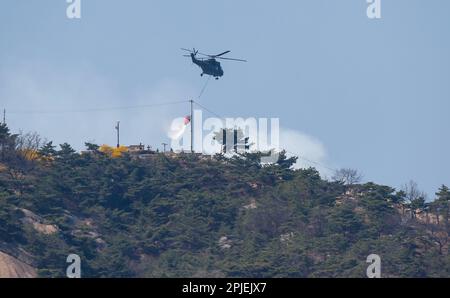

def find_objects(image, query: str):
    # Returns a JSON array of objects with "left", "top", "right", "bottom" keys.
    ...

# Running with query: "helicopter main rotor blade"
[
  {"left": 214, "top": 50, "right": 231, "bottom": 57},
  {"left": 215, "top": 57, "right": 247, "bottom": 62},
  {"left": 182, "top": 48, "right": 246, "bottom": 61},
  {"left": 196, "top": 52, "right": 214, "bottom": 57},
  {"left": 181, "top": 48, "right": 195, "bottom": 53},
  {"left": 196, "top": 51, "right": 231, "bottom": 58}
]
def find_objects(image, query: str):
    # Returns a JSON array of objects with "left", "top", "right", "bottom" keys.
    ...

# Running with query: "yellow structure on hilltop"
[{"left": 99, "top": 144, "right": 129, "bottom": 158}]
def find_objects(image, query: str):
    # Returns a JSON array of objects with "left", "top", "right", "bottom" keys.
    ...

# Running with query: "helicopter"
[{"left": 182, "top": 48, "right": 247, "bottom": 80}]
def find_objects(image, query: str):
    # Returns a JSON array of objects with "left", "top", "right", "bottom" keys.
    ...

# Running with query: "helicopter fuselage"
[{"left": 191, "top": 53, "right": 224, "bottom": 79}]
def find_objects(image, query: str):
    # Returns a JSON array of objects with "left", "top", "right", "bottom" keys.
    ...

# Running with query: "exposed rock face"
[
  {"left": 243, "top": 199, "right": 257, "bottom": 210},
  {"left": 280, "top": 232, "right": 294, "bottom": 243},
  {"left": 0, "top": 251, "right": 37, "bottom": 278},
  {"left": 20, "top": 208, "right": 58, "bottom": 235},
  {"left": 66, "top": 216, "right": 106, "bottom": 251},
  {"left": 218, "top": 236, "right": 232, "bottom": 249}
]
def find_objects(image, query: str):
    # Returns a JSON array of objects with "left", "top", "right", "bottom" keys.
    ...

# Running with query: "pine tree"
[
  {"left": 0, "top": 123, "right": 18, "bottom": 162},
  {"left": 57, "top": 143, "right": 76, "bottom": 157},
  {"left": 435, "top": 185, "right": 450, "bottom": 225},
  {"left": 39, "top": 141, "right": 57, "bottom": 157}
]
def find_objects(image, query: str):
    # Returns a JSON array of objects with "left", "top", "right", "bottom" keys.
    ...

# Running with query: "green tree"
[
  {"left": 434, "top": 185, "right": 450, "bottom": 225},
  {"left": 84, "top": 142, "right": 100, "bottom": 151},
  {"left": 0, "top": 123, "right": 18, "bottom": 162},
  {"left": 39, "top": 141, "right": 57, "bottom": 157},
  {"left": 57, "top": 143, "right": 76, "bottom": 158}
]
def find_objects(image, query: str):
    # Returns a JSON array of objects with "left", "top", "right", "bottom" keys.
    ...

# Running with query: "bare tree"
[
  {"left": 402, "top": 180, "right": 421, "bottom": 203},
  {"left": 332, "top": 168, "right": 363, "bottom": 185},
  {"left": 401, "top": 180, "right": 427, "bottom": 219},
  {"left": 5, "top": 131, "right": 45, "bottom": 194},
  {"left": 15, "top": 131, "right": 45, "bottom": 161}
]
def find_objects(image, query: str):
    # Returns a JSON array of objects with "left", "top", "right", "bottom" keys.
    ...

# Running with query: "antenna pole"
[
  {"left": 190, "top": 99, "right": 194, "bottom": 153},
  {"left": 115, "top": 121, "right": 120, "bottom": 148},
  {"left": 234, "top": 129, "right": 238, "bottom": 153},
  {"left": 2, "top": 109, "right": 5, "bottom": 125}
]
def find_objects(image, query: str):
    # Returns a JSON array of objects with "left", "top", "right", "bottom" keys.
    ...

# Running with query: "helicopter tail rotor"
[{"left": 181, "top": 48, "right": 199, "bottom": 58}]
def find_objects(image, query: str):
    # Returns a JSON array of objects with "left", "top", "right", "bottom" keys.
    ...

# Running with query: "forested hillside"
[{"left": 1, "top": 123, "right": 449, "bottom": 277}]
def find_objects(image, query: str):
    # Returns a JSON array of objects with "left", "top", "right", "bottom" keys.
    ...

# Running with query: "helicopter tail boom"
[{"left": 190, "top": 53, "right": 201, "bottom": 65}]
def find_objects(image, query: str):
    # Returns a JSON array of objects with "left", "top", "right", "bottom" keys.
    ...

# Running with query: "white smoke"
[
  {"left": 167, "top": 117, "right": 187, "bottom": 141},
  {"left": 0, "top": 63, "right": 195, "bottom": 151},
  {"left": 279, "top": 127, "right": 332, "bottom": 177}
]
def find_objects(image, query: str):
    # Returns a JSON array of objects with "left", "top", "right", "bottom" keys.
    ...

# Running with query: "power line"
[
  {"left": 6, "top": 100, "right": 190, "bottom": 114},
  {"left": 4, "top": 90, "right": 335, "bottom": 171},
  {"left": 285, "top": 150, "right": 336, "bottom": 172},
  {"left": 192, "top": 100, "right": 224, "bottom": 119}
]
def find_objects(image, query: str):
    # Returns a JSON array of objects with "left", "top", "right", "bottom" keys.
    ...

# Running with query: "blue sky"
[{"left": 1, "top": 0, "right": 449, "bottom": 197}]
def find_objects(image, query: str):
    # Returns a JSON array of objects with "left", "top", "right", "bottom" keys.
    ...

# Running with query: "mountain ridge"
[{"left": 0, "top": 124, "right": 449, "bottom": 277}]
